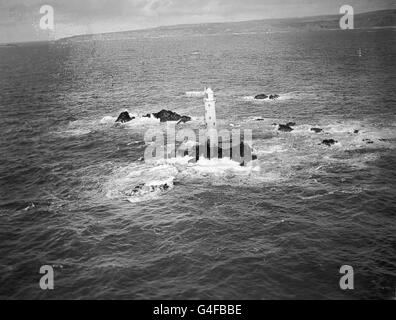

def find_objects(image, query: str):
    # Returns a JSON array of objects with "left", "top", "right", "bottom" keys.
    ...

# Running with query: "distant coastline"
[
  {"left": 59, "top": 9, "right": 395, "bottom": 42},
  {"left": 1, "top": 9, "right": 395, "bottom": 45}
]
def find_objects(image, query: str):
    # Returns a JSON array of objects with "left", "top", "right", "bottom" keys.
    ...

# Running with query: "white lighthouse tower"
[{"left": 204, "top": 87, "right": 217, "bottom": 132}]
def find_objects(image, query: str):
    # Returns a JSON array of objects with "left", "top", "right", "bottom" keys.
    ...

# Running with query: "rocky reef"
[
  {"left": 144, "top": 110, "right": 192, "bottom": 123},
  {"left": 254, "top": 94, "right": 280, "bottom": 100},
  {"left": 115, "top": 111, "right": 135, "bottom": 123}
]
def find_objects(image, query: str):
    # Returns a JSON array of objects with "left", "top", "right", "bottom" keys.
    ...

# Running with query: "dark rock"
[
  {"left": 254, "top": 94, "right": 268, "bottom": 100},
  {"left": 160, "top": 183, "right": 170, "bottom": 191},
  {"left": 148, "top": 109, "right": 191, "bottom": 123},
  {"left": 286, "top": 122, "right": 296, "bottom": 127},
  {"left": 321, "top": 139, "right": 337, "bottom": 146},
  {"left": 254, "top": 94, "right": 280, "bottom": 100},
  {"left": 66, "top": 116, "right": 78, "bottom": 122},
  {"left": 311, "top": 128, "right": 323, "bottom": 133},
  {"left": 153, "top": 110, "right": 180, "bottom": 122},
  {"left": 255, "top": 118, "right": 265, "bottom": 121},
  {"left": 363, "top": 139, "right": 374, "bottom": 144},
  {"left": 116, "top": 111, "right": 134, "bottom": 123},
  {"left": 125, "top": 183, "right": 145, "bottom": 196},
  {"left": 127, "top": 182, "right": 171, "bottom": 196},
  {"left": 278, "top": 124, "right": 294, "bottom": 132},
  {"left": 354, "top": 130, "right": 359, "bottom": 134},
  {"left": 177, "top": 116, "right": 192, "bottom": 124}
]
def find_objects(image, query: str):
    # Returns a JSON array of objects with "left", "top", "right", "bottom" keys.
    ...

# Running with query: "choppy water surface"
[{"left": 0, "top": 29, "right": 395, "bottom": 299}]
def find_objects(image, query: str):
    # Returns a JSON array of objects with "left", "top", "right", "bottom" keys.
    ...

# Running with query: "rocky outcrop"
[
  {"left": 254, "top": 94, "right": 280, "bottom": 100},
  {"left": 311, "top": 128, "right": 323, "bottom": 133},
  {"left": 321, "top": 139, "right": 337, "bottom": 146},
  {"left": 177, "top": 116, "right": 192, "bottom": 124},
  {"left": 254, "top": 94, "right": 268, "bottom": 100},
  {"left": 143, "top": 110, "right": 192, "bottom": 123},
  {"left": 126, "top": 182, "right": 171, "bottom": 197},
  {"left": 278, "top": 124, "right": 294, "bottom": 132},
  {"left": 116, "top": 111, "right": 134, "bottom": 123},
  {"left": 125, "top": 183, "right": 145, "bottom": 196}
]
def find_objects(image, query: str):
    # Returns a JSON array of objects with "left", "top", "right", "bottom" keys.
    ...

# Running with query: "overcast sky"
[{"left": 0, "top": 0, "right": 394, "bottom": 43}]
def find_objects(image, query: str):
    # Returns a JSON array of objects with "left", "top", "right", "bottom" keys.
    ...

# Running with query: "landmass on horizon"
[
  {"left": 1, "top": 9, "right": 394, "bottom": 45},
  {"left": 59, "top": 9, "right": 395, "bottom": 42}
]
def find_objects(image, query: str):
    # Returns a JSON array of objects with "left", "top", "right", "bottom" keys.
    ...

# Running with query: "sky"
[{"left": 0, "top": 0, "right": 394, "bottom": 43}]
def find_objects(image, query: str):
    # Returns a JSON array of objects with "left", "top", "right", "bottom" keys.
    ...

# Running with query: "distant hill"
[{"left": 62, "top": 9, "right": 396, "bottom": 42}]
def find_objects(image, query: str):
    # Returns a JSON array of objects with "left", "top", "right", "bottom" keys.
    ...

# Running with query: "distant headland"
[{"left": 59, "top": 9, "right": 395, "bottom": 42}]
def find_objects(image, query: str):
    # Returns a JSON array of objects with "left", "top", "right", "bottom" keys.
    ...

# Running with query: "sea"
[{"left": 0, "top": 27, "right": 395, "bottom": 299}]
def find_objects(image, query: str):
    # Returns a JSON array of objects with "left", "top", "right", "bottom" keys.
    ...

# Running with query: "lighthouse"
[{"left": 204, "top": 87, "right": 217, "bottom": 131}]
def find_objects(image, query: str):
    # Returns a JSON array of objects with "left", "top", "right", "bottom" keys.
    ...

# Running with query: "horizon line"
[{"left": 1, "top": 8, "right": 394, "bottom": 45}]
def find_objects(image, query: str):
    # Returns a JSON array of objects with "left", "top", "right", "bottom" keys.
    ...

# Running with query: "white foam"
[
  {"left": 256, "top": 144, "right": 286, "bottom": 154},
  {"left": 105, "top": 163, "right": 178, "bottom": 203},
  {"left": 186, "top": 91, "right": 205, "bottom": 97},
  {"left": 126, "top": 177, "right": 175, "bottom": 203},
  {"left": 100, "top": 116, "right": 116, "bottom": 124},
  {"left": 126, "top": 116, "right": 160, "bottom": 125}
]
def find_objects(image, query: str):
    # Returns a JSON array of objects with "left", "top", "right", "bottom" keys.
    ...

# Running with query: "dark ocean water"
[{"left": 0, "top": 29, "right": 395, "bottom": 299}]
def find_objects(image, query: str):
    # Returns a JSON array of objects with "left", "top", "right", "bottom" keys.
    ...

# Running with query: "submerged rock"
[
  {"left": 321, "top": 139, "right": 337, "bottom": 146},
  {"left": 116, "top": 111, "right": 134, "bottom": 123},
  {"left": 254, "top": 94, "right": 268, "bottom": 100},
  {"left": 278, "top": 124, "right": 294, "bottom": 132},
  {"left": 126, "top": 183, "right": 145, "bottom": 196},
  {"left": 254, "top": 94, "right": 280, "bottom": 100},
  {"left": 126, "top": 181, "right": 171, "bottom": 198},
  {"left": 177, "top": 116, "right": 192, "bottom": 124},
  {"left": 363, "top": 139, "right": 374, "bottom": 144},
  {"left": 311, "top": 128, "right": 323, "bottom": 133}
]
